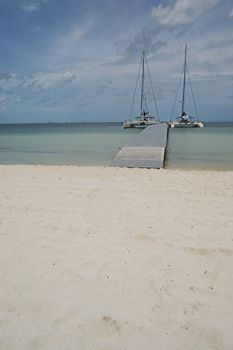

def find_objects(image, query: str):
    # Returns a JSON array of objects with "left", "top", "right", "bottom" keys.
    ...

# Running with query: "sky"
[{"left": 0, "top": 0, "right": 233, "bottom": 123}]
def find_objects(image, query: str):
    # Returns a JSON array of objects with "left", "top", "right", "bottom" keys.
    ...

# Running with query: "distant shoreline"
[{"left": 1, "top": 121, "right": 233, "bottom": 126}]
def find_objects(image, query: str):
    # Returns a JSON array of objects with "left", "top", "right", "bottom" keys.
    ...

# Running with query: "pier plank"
[{"left": 112, "top": 123, "right": 168, "bottom": 168}]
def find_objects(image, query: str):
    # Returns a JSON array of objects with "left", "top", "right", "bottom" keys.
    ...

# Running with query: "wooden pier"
[{"left": 112, "top": 123, "right": 168, "bottom": 169}]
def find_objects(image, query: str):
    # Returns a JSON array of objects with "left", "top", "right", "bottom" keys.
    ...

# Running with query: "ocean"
[{"left": 0, "top": 122, "right": 233, "bottom": 170}]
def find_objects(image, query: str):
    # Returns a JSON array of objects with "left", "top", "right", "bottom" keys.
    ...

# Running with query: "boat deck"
[{"left": 112, "top": 123, "right": 168, "bottom": 169}]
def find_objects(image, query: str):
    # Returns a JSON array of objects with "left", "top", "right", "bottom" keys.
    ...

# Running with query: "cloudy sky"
[{"left": 0, "top": 0, "right": 233, "bottom": 123}]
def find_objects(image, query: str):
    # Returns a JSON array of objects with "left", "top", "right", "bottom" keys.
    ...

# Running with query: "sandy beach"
[{"left": 0, "top": 165, "right": 233, "bottom": 350}]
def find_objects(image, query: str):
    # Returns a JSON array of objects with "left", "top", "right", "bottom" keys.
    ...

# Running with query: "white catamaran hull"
[
  {"left": 168, "top": 121, "right": 204, "bottom": 128},
  {"left": 123, "top": 119, "right": 158, "bottom": 129}
]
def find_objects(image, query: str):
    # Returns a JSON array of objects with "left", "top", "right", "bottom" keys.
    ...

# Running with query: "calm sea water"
[
  {"left": 0, "top": 123, "right": 141, "bottom": 166},
  {"left": 166, "top": 122, "right": 233, "bottom": 170},
  {"left": 0, "top": 122, "right": 233, "bottom": 169}
]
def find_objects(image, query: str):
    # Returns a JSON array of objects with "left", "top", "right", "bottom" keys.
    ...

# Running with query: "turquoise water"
[
  {"left": 166, "top": 123, "right": 233, "bottom": 170},
  {"left": 0, "top": 122, "right": 233, "bottom": 169},
  {"left": 0, "top": 123, "right": 141, "bottom": 166}
]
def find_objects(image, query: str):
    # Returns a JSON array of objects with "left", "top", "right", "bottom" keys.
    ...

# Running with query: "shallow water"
[
  {"left": 166, "top": 123, "right": 233, "bottom": 170},
  {"left": 0, "top": 122, "right": 233, "bottom": 169},
  {"left": 0, "top": 123, "right": 140, "bottom": 166}
]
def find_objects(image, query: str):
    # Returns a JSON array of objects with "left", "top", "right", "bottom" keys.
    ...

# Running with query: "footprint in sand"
[{"left": 102, "top": 316, "right": 121, "bottom": 337}]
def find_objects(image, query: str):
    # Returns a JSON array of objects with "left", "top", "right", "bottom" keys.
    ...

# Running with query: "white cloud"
[
  {"left": 0, "top": 105, "right": 6, "bottom": 114},
  {"left": 21, "top": 70, "right": 77, "bottom": 91},
  {"left": 229, "top": 9, "right": 233, "bottom": 17},
  {"left": 47, "top": 22, "right": 93, "bottom": 64},
  {"left": 151, "top": 0, "right": 220, "bottom": 27},
  {"left": 21, "top": 0, "right": 49, "bottom": 13},
  {"left": 21, "top": 1, "right": 40, "bottom": 12},
  {"left": 0, "top": 95, "right": 7, "bottom": 114},
  {"left": 0, "top": 69, "right": 78, "bottom": 118},
  {"left": 121, "top": 0, "right": 222, "bottom": 64},
  {"left": 15, "top": 97, "right": 22, "bottom": 104},
  {"left": 63, "top": 70, "right": 76, "bottom": 83},
  {"left": 42, "top": 70, "right": 75, "bottom": 89},
  {"left": 0, "top": 70, "right": 76, "bottom": 93},
  {"left": 0, "top": 95, "right": 7, "bottom": 103},
  {"left": 0, "top": 74, "right": 23, "bottom": 91}
]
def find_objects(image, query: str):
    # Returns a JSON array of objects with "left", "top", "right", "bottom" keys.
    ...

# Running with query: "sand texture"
[{"left": 0, "top": 165, "right": 233, "bottom": 350}]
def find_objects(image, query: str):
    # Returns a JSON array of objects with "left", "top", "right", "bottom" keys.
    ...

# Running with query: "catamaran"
[
  {"left": 123, "top": 50, "right": 160, "bottom": 129},
  {"left": 168, "top": 45, "right": 204, "bottom": 128}
]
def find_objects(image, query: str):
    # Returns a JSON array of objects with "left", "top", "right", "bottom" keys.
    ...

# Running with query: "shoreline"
[
  {"left": 1, "top": 163, "right": 233, "bottom": 171},
  {"left": 0, "top": 165, "right": 233, "bottom": 349}
]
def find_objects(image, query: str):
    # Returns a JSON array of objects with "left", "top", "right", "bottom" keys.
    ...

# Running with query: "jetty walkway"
[{"left": 112, "top": 123, "right": 168, "bottom": 169}]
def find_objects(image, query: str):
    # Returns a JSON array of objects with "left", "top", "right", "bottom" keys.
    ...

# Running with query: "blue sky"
[{"left": 0, "top": 0, "right": 233, "bottom": 123}]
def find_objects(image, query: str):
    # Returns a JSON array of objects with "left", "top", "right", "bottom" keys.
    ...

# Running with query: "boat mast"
[
  {"left": 140, "top": 50, "right": 145, "bottom": 116},
  {"left": 181, "top": 44, "right": 187, "bottom": 116}
]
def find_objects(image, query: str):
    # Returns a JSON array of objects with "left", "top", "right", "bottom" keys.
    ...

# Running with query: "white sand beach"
[{"left": 0, "top": 165, "right": 233, "bottom": 350}]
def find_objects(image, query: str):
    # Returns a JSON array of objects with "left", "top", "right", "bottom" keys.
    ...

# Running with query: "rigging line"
[
  {"left": 170, "top": 64, "right": 184, "bottom": 121},
  {"left": 187, "top": 65, "right": 199, "bottom": 120},
  {"left": 144, "top": 55, "right": 161, "bottom": 122},
  {"left": 140, "top": 51, "right": 145, "bottom": 115},
  {"left": 181, "top": 44, "right": 187, "bottom": 115},
  {"left": 129, "top": 54, "right": 143, "bottom": 119},
  {"left": 144, "top": 84, "right": 149, "bottom": 113}
]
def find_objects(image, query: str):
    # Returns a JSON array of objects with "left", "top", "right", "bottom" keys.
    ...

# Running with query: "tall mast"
[
  {"left": 140, "top": 50, "right": 145, "bottom": 115},
  {"left": 181, "top": 44, "right": 187, "bottom": 115}
]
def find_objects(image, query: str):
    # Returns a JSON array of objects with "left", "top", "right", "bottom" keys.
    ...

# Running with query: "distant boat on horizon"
[
  {"left": 123, "top": 50, "right": 160, "bottom": 129},
  {"left": 168, "top": 45, "right": 204, "bottom": 128}
]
